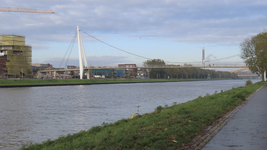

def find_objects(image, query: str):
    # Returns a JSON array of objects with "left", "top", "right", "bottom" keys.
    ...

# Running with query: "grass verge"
[
  {"left": 0, "top": 78, "right": 230, "bottom": 87},
  {"left": 20, "top": 81, "right": 266, "bottom": 150}
]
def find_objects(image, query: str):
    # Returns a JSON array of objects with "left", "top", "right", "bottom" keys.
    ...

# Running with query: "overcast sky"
[{"left": 1, "top": 0, "right": 266, "bottom": 67}]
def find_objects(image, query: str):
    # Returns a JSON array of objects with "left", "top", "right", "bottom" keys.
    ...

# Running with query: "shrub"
[
  {"left": 156, "top": 106, "right": 163, "bottom": 113},
  {"left": 232, "top": 92, "right": 246, "bottom": 100},
  {"left": 25, "top": 74, "right": 34, "bottom": 78},
  {"left": 246, "top": 80, "right": 252, "bottom": 86}
]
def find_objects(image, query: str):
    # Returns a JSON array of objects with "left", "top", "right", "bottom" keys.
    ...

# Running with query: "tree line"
[{"left": 143, "top": 59, "right": 237, "bottom": 79}]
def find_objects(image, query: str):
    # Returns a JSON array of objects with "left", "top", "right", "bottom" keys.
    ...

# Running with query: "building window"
[{"left": 13, "top": 51, "right": 23, "bottom": 56}]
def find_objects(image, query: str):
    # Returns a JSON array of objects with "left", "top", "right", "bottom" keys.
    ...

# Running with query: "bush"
[
  {"left": 156, "top": 106, "right": 163, "bottom": 113},
  {"left": 25, "top": 74, "right": 34, "bottom": 78},
  {"left": 246, "top": 80, "right": 252, "bottom": 86}
]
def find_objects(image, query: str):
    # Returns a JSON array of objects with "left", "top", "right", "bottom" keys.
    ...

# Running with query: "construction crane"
[{"left": 0, "top": 7, "right": 55, "bottom": 14}]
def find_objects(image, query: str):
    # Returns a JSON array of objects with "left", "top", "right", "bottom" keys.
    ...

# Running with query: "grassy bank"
[
  {"left": 0, "top": 78, "right": 230, "bottom": 87},
  {"left": 20, "top": 81, "right": 266, "bottom": 150}
]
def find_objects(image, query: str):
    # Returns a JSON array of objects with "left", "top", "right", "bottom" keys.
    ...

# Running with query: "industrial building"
[
  {"left": 32, "top": 63, "right": 53, "bottom": 71},
  {"left": 0, "top": 35, "right": 32, "bottom": 77},
  {"left": 92, "top": 69, "right": 114, "bottom": 77},
  {"left": 118, "top": 64, "right": 137, "bottom": 77},
  {"left": 64, "top": 65, "right": 137, "bottom": 78},
  {"left": 91, "top": 69, "right": 123, "bottom": 77}
]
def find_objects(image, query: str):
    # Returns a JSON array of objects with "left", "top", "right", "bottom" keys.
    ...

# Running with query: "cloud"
[
  {"left": 1, "top": 0, "right": 266, "bottom": 45},
  {"left": 1, "top": 0, "right": 267, "bottom": 66},
  {"left": 30, "top": 44, "right": 50, "bottom": 50}
]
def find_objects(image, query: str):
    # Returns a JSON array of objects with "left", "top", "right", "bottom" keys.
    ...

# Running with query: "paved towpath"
[{"left": 202, "top": 84, "right": 267, "bottom": 150}]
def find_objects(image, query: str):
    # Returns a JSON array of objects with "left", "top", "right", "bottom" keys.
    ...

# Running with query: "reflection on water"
[{"left": 0, "top": 79, "right": 260, "bottom": 149}]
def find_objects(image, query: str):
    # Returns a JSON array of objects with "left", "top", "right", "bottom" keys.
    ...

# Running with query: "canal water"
[{"left": 0, "top": 79, "right": 261, "bottom": 149}]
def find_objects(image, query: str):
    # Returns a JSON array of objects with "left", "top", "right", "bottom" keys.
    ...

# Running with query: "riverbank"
[
  {"left": 0, "top": 78, "right": 232, "bottom": 87},
  {"left": 20, "top": 81, "right": 266, "bottom": 150}
]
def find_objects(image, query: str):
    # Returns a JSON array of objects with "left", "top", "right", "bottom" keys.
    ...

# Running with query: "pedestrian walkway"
[{"left": 202, "top": 84, "right": 267, "bottom": 150}]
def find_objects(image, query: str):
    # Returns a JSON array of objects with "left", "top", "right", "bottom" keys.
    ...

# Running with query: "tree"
[
  {"left": 143, "top": 59, "right": 166, "bottom": 79},
  {"left": 241, "top": 32, "right": 267, "bottom": 81},
  {"left": 143, "top": 59, "right": 166, "bottom": 67},
  {"left": 70, "top": 71, "right": 74, "bottom": 75}
]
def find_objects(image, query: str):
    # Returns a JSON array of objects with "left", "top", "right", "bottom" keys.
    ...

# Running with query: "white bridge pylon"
[{"left": 77, "top": 26, "right": 90, "bottom": 79}]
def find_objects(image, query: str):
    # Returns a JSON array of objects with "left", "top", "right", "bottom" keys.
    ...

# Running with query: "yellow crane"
[
  {"left": 0, "top": 7, "right": 55, "bottom": 14},
  {"left": 44, "top": 67, "right": 51, "bottom": 70}
]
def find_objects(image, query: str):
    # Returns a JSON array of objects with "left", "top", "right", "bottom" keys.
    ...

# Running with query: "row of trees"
[
  {"left": 143, "top": 59, "right": 237, "bottom": 79},
  {"left": 240, "top": 31, "right": 267, "bottom": 81}
]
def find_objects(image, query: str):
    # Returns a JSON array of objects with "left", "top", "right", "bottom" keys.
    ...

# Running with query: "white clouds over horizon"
[{"left": 0, "top": 0, "right": 266, "bottom": 66}]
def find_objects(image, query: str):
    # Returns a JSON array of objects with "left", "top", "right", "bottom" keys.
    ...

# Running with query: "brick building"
[{"left": 118, "top": 64, "right": 137, "bottom": 77}]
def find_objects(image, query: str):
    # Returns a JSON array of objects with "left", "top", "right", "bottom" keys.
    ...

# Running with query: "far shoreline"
[{"left": 0, "top": 78, "right": 239, "bottom": 88}]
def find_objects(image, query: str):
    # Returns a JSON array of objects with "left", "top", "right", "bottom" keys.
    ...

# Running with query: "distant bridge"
[
  {"left": 39, "top": 65, "right": 248, "bottom": 79},
  {"left": 231, "top": 68, "right": 249, "bottom": 73},
  {"left": 40, "top": 26, "right": 261, "bottom": 79},
  {"left": 52, "top": 26, "right": 250, "bottom": 79},
  {"left": 40, "top": 65, "right": 248, "bottom": 73},
  {"left": 238, "top": 75, "right": 261, "bottom": 77}
]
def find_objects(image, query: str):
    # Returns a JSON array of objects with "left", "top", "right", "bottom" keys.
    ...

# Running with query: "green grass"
[
  {"left": 20, "top": 81, "right": 266, "bottom": 150},
  {"left": 0, "top": 78, "right": 230, "bottom": 87}
]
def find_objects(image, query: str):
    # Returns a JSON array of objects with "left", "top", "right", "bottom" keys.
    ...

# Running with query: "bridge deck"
[{"left": 39, "top": 66, "right": 247, "bottom": 73}]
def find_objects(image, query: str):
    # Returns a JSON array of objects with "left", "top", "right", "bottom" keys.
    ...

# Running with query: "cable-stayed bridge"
[{"left": 39, "top": 26, "right": 249, "bottom": 79}]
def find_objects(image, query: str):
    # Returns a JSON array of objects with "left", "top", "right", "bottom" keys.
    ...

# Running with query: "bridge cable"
[
  {"left": 65, "top": 32, "right": 77, "bottom": 67},
  {"left": 59, "top": 31, "right": 77, "bottom": 68},
  {"left": 207, "top": 54, "right": 240, "bottom": 62},
  {"left": 80, "top": 29, "right": 241, "bottom": 65},
  {"left": 80, "top": 30, "right": 153, "bottom": 61}
]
